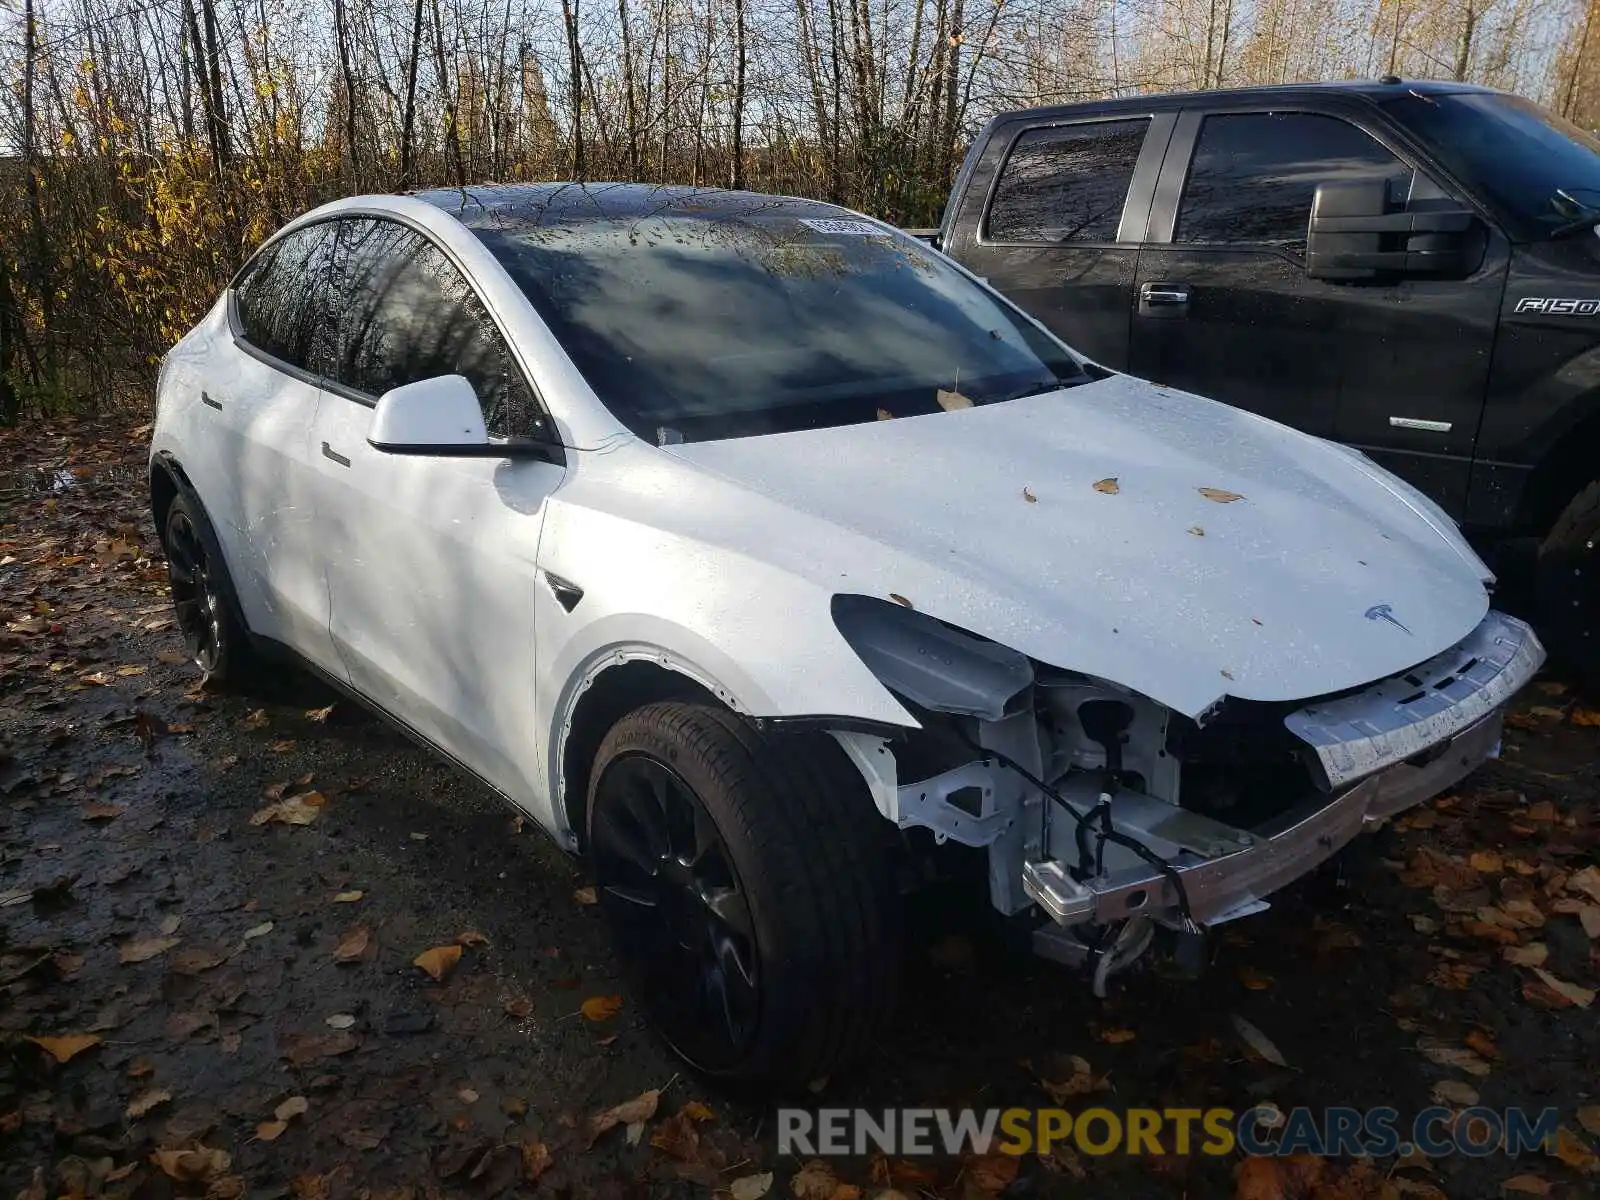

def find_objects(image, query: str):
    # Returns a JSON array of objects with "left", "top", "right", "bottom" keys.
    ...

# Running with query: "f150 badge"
[{"left": 1515, "top": 297, "right": 1600, "bottom": 315}]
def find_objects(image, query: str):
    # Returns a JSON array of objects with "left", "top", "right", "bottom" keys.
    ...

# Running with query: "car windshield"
[
  {"left": 466, "top": 201, "right": 1086, "bottom": 443},
  {"left": 1379, "top": 91, "right": 1600, "bottom": 236}
]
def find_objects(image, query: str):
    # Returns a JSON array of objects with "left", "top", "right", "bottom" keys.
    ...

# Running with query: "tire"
[
  {"left": 161, "top": 491, "right": 259, "bottom": 687},
  {"left": 1537, "top": 479, "right": 1600, "bottom": 690},
  {"left": 586, "top": 701, "right": 901, "bottom": 1088}
]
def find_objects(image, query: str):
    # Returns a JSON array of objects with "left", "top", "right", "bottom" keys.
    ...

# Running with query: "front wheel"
[
  {"left": 1537, "top": 479, "right": 1600, "bottom": 690},
  {"left": 587, "top": 702, "right": 901, "bottom": 1087}
]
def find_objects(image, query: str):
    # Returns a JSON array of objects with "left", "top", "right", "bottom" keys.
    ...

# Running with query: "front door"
[
  {"left": 1130, "top": 107, "right": 1508, "bottom": 513},
  {"left": 309, "top": 216, "right": 564, "bottom": 804},
  {"left": 943, "top": 114, "right": 1172, "bottom": 370}
]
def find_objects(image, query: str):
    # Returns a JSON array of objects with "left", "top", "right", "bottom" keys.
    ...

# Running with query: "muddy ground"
[{"left": 0, "top": 421, "right": 1596, "bottom": 1200}]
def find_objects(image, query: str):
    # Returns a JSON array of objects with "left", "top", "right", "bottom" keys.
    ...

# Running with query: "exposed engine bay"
[{"left": 827, "top": 595, "right": 1545, "bottom": 994}]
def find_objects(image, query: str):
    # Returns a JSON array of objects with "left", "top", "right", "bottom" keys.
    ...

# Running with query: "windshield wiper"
[{"left": 991, "top": 375, "right": 1084, "bottom": 404}]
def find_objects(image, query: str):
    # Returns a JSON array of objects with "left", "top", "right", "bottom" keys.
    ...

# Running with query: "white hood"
[{"left": 663, "top": 374, "right": 1492, "bottom": 720}]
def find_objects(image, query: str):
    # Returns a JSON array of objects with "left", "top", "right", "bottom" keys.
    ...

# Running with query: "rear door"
[
  {"left": 309, "top": 215, "right": 564, "bottom": 802},
  {"left": 209, "top": 223, "right": 341, "bottom": 668},
  {"left": 1129, "top": 105, "right": 1507, "bottom": 510},
  {"left": 942, "top": 113, "right": 1173, "bottom": 370}
]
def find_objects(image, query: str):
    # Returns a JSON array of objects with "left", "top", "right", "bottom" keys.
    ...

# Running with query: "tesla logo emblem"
[{"left": 1365, "top": 603, "right": 1412, "bottom": 635}]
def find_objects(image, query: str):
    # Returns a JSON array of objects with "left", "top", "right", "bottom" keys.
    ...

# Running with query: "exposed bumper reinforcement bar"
[{"left": 1023, "top": 706, "right": 1506, "bottom": 927}]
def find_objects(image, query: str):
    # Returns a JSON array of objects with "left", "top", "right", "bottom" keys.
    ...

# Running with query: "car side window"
[
  {"left": 327, "top": 218, "right": 548, "bottom": 439},
  {"left": 986, "top": 119, "right": 1150, "bottom": 244},
  {"left": 233, "top": 223, "right": 337, "bottom": 373},
  {"left": 1175, "top": 113, "right": 1412, "bottom": 248}
]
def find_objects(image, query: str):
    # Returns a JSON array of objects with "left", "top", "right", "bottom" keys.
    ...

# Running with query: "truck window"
[
  {"left": 986, "top": 119, "right": 1149, "bottom": 244},
  {"left": 1175, "top": 113, "right": 1411, "bottom": 248}
]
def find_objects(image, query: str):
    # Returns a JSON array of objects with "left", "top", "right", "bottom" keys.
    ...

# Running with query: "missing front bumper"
[{"left": 1023, "top": 609, "right": 1542, "bottom": 927}]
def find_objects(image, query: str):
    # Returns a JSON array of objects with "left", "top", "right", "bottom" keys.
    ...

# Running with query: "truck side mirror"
[{"left": 1306, "top": 181, "right": 1481, "bottom": 283}]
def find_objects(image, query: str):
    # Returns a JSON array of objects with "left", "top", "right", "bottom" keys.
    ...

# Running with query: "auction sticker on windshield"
[{"left": 799, "top": 217, "right": 887, "bottom": 236}]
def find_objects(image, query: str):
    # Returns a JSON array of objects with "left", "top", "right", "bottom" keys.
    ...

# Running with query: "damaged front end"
[{"left": 827, "top": 595, "right": 1544, "bottom": 993}]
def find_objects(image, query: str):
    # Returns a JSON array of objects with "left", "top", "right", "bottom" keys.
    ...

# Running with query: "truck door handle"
[
  {"left": 321, "top": 442, "right": 351, "bottom": 468},
  {"left": 201, "top": 392, "right": 223, "bottom": 411},
  {"left": 1140, "top": 283, "right": 1191, "bottom": 306}
]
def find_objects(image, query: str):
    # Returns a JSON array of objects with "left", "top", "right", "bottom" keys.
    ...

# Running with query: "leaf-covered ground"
[{"left": 1, "top": 422, "right": 1596, "bottom": 1200}]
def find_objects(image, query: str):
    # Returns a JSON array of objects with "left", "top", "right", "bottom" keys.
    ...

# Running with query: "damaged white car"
[{"left": 149, "top": 184, "right": 1543, "bottom": 1086}]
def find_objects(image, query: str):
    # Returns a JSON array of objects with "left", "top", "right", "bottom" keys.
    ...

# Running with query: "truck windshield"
[
  {"left": 468, "top": 206, "right": 1087, "bottom": 443},
  {"left": 1379, "top": 91, "right": 1600, "bottom": 238}
]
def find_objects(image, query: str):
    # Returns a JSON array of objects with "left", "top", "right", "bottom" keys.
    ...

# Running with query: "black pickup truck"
[{"left": 923, "top": 78, "right": 1600, "bottom": 680}]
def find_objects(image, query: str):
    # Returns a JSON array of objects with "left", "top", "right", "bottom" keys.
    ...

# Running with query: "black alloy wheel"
[
  {"left": 591, "top": 751, "right": 760, "bottom": 1072},
  {"left": 165, "top": 505, "right": 226, "bottom": 674}
]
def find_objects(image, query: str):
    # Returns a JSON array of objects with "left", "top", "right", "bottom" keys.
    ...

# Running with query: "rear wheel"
[
  {"left": 587, "top": 701, "right": 900, "bottom": 1087},
  {"left": 1537, "top": 480, "right": 1600, "bottom": 690},
  {"left": 162, "top": 492, "right": 257, "bottom": 686}
]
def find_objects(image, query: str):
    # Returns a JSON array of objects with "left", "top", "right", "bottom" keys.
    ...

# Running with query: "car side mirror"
[
  {"left": 368, "top": 375, "right": 489, "bottom": 455},
  {"left": 1306, "top": 181, "right": 1480, "bottom": 283}
]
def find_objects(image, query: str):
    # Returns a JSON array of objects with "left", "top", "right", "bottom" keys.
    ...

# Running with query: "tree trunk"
[
  {"left": 335, "top": 0, "right": 363, "bottom": 182},
  {"left": 619, "top": 0, "right": 640, "bottom": 176},
  {"left": 730, "top": 0, "right": 747, "bottom": 189},
  {"left": 561, "top": 0, "right": 586, "bottom": 177},
  {"left": 400, "top": 0, "right": 426, "bottom": 185}
]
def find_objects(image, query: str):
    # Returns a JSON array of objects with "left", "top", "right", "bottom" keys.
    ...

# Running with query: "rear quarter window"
[
  {"left": 986, "top": 119, "right": 1150, "bottom": 244},
  {"left": 233, "top": 223, "right": 337, "bottom": 373}
]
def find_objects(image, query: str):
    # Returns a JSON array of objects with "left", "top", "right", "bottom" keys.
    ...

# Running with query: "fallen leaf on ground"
[
  {"left": 1469, "top": 850, "right": 1503, "bottom": 872},
  {"left": 587, "top": 1088, "right": 660, "bottom": 1146},
  {"left": 305, "top": 704, "right": 336, "bottom": 722},
  {"left": 1572, "top": 707, "right": 1600, "bottom": 726},
  {"left": 256, "top": 1120, "right": 289, "bottom": 1142},
  {"left": 730, "top": 1172, "right": 774, "bottom": 1200},
  {"left": 1552, "top": 1127, "right": 1599, "bottom": 1173},
  {"left": 332, "top": 890, "right": 363, "bottom": 903},
  {"left": 1579, "top": 1106, "right": 1600, "bottom": 1137},
  {"left": 790, "top": 1161, "right": 847, "bottom": 1200},
  {"left": 281, "top": 1031, "right": 358, "bottom": 1065},
  {"left": 457, "top": 930, "right": 490, "bottom": 947},
  {"left": 504, "top": 996, "right": 533, "bottom": 1019},
  {"left": 29, "top": 1033, "right": 101, "bottom": 1062},
  {"left": 413, "top": 944, "right": 463, "bottom": 981},
  {"left": 1092, "top": 477, "right": 1120, "bottom": 495},
  {"left": 170, "top": 944, "right": 230, "bottom": 975},
  {"left": 1231, "top": 1014, "right": 1289, "bottom": 1067},
  {"left": 1099, "top": 1027, "right": 1136, "bottom": 1044},
  {"left": 242, "top": 921, "right": 274, "bottom": 941},
  {"left": 1464, "top": 1029, "right": 1498, "bottom": 1059},
  {"left": 521, "top": 1140, "right": 553, "bottom": 1181},
  {"left": 150, "top": 1146, "right": 231, "bottom": 1182},
  {"left": 81, "top": 802, "right": 127, "bottom": 821},
  {"left": 126, "top": 1088, "right": 172, "bottom": 1118},
  {"left": 332, "top": 926, "right": 370, "bottom": 963},
  {"left": 1199, "top": 486, "right": 1244, "bottom": 503},
  {"left": 1528, "top": 968, "right": 1595, "bottom": 1008},
  {"left": 581, "top": 994, "right": 623, "bottom": 1022},
  {"left": 240, "top": 709, "right": 270, "bottom": 731},
  {"left": 1568, "top": 866, "right": 1600, "bottom": 904},
  {"left": 276, "top": 1095, "right": 309, "bottom": 1121},
  {"left": 1417, "top": 1040, "right": 1492, "bottom": 1076},
  {"left": 119, "top": 936, "right": 180, "bottom": 963},
  {"left": 1036, "top": 1054, "right": 1099, "bottom": 1102},
  {"left": 1501, "top": 1175, "right": 1551, "bottom": 1196},
  {"left": 250, "top": 791, "right": 326, "bottom": 826},
  {"left": 573, "top": 886, "right": 598, "bottom": 905},
  {"left": 1431, "top": 1079, "right": 1479, "bottom": 1107},
  {"left": 325, "top": 1013, "right": 356, "bottom": 1029},
  {"left": 967, "top": 1154, "right": 1020, "bottom": 1192},
  {"left": 1504, "top": 943, "right": 1549, "bottom": 968}
]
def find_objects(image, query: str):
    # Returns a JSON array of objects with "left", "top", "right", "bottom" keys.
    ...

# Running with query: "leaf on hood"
[
  {"left": 888, "top": 593, "right": 913, "bottom": 608},
  {"left": 1188, "top": 525, "right": 1205, "bottom": 536},
  {"left": 581, "top": 994, "right": 623, "bottom": 1022},
  {"left": 1092, "top": 477, "right": 1119, "bottom": 495},
  {"left": 413, "top": 944, "right": 462, "bottom": 981},
  {"left": 1021, "top": 487, "right": 1037, "bottom": 503},
  {"left": 1198, "top": 486, "right": 1244, "bottom": 503},
  {"left": 126, "top": 1088, "right": 173, "bottom": 1118},
  {"left": 28, "top": 1033, "right": 101, "bottom": 1063},
  {"left": 150, "top": 1145, "right": 231, "bottom": 1182},
  {"left": 730, "top": 1172, "right": 774, "bottom": 1200},
  {"left": 587, "top": 1087, "right": 660, "bottom": 1146},
  {"left": 332, "top": 925, "right": 371, "bottom": 964},
  {"left": 119, "top": 936, "right": 180, "bottom": 964},
  {"left": 1231, "top": 1014, "right": 1289, "bottom": 1067}
]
